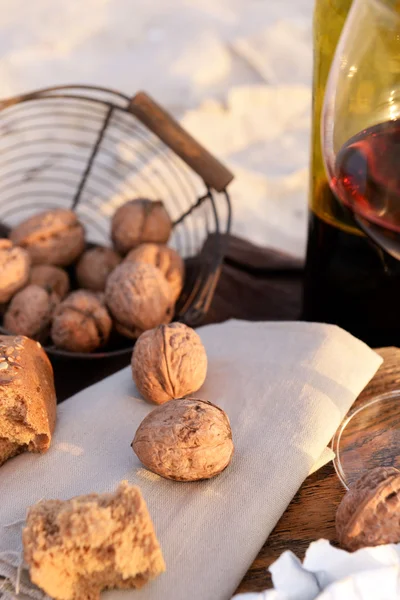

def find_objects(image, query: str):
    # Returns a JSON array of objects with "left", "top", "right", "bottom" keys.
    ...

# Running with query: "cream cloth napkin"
[{"left": 0, "top": 320, "right": 382, "bottom": 600}]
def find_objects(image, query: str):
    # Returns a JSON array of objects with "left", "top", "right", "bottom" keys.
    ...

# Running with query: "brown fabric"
[
  {"left": 53, "top": 235, "right": 303, "bottom": 401},
  {"left": 203, "top": 235, "right": 303, "bottom": 324}
]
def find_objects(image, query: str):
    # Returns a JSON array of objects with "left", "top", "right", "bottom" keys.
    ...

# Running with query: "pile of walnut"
[
  {"left": 335, "top": 466, "right": 400, "bottom": 551},
  {"left": 0, "top": 199, "right": 185, "bottom": 353},
  {"left": 131, "top": 322, "right": 234, "bottom": 482}
]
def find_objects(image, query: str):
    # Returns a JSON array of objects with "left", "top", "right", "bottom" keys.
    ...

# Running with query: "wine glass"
[{"left": 322, "top": 0, "right": 400, "bottom": 488}]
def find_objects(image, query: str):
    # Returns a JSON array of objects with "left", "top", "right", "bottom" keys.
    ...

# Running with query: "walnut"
[
  {"left": 132, "top": 398, "right": 234, "bottom": 481},
  {"left": 336, "top": 466, "right": 400, "bottom": 551},
  {"left": 0, "top": 240, "right": 31, "bottom": 303},
  {"left": 30, "top": 265, "right": 70, "bottom": 299},
  {"left": 132, "top": 323, "right": 207, "bottom": 404},
  {"left": 125, "top": 243, "right": 184, "bottom": 302},
  {"left": 111, "top": 199, "right": 172, "bottom": 255},
  {"left": 4, "top": 284, "right": 60, "bottom": 342},
  {"left": 105, "top": 262, "right": 173, "bottom": 339},
  {"left": 10, "top": 209, "right": 85, "bottom": 266},
  {"left": 76, "top": 246, "right": 121, "bottom": 292},
  {"left": 51, "top": 290, "right": 112, "bottom": 353}
]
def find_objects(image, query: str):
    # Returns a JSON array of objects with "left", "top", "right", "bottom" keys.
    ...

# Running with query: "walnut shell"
[
  {"left": 10, "top": 209, "right": 85, "bottom": 266},
  {"left": 111, "top": 199, "right": 172, "bottom": 255},
  {"left": 336, "top": 466, "right": 400, "bottom": 551},
  {"left": 76, "top": 246, "right": 121, "bottom": 292},
  {"left": 4, "top": 284, "right": 60, "bottom": 342},
  {"left": 0, "top": 240, "right": 31, "bottom": 303},
  {"left": 30, "top": 265, "right": 70, "bottom": 299},
  {"left": 125, "top": 243, "right": 184, "bottom": 302},
  {"left": 51, "top": 290, "right": 112, "bottom": 353},
  {"left": 105, "top": 262, "right": 173, "bottom": 339},
  {"left": 132, "top": 398, "right": 234, "bottom": 481},
  {"left": 132, "top": 323, "right": 207, "bottom": 404}
]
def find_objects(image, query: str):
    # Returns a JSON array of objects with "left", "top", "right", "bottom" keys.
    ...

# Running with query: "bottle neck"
[{"left": 309, "top": 0, "right": 357, "bottom": 234}]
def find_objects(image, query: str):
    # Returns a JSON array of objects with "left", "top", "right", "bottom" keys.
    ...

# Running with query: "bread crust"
[{"left": 0, "top": 335, "right": 56, "bottom": 466}]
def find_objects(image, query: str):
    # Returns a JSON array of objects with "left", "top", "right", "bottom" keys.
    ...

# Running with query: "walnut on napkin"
[
  {"left": 132, "top": 398, "right": 234, "bottom": 481},
  {"left": 23, "top": 481, "right": 165, "bottom": 600},
  {"left": 132, "top": 322, "right": 208, "bottom": 404}
]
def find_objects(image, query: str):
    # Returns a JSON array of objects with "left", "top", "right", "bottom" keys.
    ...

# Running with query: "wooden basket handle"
[{"left": 129, "top": 92, "right": 234, "bottom": 193}]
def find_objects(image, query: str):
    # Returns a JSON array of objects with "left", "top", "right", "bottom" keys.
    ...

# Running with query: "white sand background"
[{"left": 0, "top": 0, "right": 315, "bottom": 257}]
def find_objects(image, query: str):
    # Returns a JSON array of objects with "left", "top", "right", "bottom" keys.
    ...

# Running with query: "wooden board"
[{"left": 236, "top": 346, "right": 400, "bottom": 593}]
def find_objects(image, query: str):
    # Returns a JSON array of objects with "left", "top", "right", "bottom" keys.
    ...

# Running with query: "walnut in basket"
[
  {"left": 132, "top": 322, "right": 207, "bottom": 404},
  {"left": 76, "top": 246, "right": 121, "bottom": 292},
  {"left": 10, "top": 208, "right": 85, "bottom": 267},
  {"left": 125, "top": 243, "right": 184, "bottom": 302},
  {"left": 51, "top": 290, "right": 112, "bottom": 353},
  {"left": 0, "top": 239, "right": 31, "bottom": 303},
  {"left": 336, "top": 466, "right": 400, "bottom": 551},
  {"left": 4, "top": 284, "right": 60, "bottom": 343},
  {"left": 30, "top": 265, "right": 70, "bottom": 299},
  {"left": 105, "top": 262, "right": 173, "bottom": 339},
  {"left": 132, "top": 398, "right": 234, "bottom": 481},
  {"left": 111, "top": 199, "right": 172, "bottom": 255}
]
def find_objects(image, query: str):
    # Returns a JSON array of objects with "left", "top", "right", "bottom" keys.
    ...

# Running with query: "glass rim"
[
  {"left": 370, "top": 0, "right": 400, "bottom": 19},
  {"left": 331, "top": 389, "right": 400, "bottom": 490},
  {"left": 321, "top": 0, "right": 400, "bottom": 183}
]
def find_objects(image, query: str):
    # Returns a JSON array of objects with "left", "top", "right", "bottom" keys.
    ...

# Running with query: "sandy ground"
[{"left": 0, "top": 0, "right": 314, "bottom": 257}]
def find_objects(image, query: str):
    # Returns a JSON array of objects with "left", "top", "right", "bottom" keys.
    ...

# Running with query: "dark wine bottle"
[{"left": 303, "top": 0, "right": 400, "bottom": 346}]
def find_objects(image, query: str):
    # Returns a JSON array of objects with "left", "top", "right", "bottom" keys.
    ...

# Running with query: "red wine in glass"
[{"left": 333, "top": 119, "right": 400, "bottom": 259}]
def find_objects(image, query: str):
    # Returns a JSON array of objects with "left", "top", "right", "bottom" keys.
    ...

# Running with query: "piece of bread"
[
  {"left": 0, "top": 335, "right": 57, "bottom": 466},
  {"left": 23, "top": 481, "right": 166, "bottom": 600}
]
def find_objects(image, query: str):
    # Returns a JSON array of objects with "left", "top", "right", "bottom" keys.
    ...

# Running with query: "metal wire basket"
[{"left": 0, "top": 85, "right": 233, "bottom": 359}]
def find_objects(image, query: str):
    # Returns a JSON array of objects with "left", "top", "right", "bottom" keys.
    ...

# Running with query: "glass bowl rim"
[{"left": 331, "top": 388, "right": 400, "bottom": 490}]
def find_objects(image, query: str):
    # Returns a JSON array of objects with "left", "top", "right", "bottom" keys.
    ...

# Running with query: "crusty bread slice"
[
  {"left": 0, "top": 335, "right": 56, "bottom": 466},
  {"left": 23, "top": 481, "right": 166, "bottom": 600}
]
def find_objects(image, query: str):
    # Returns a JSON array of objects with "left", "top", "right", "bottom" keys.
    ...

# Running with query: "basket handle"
[{"left": 129, "top": 92, "right": 234, "bottom": 193}]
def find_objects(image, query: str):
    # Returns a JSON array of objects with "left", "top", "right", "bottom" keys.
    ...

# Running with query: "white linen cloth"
[
  {"left": 233, "top": 539, "right": 400, "bottom": 600},
  {"left": 0, "top": 320, "right": 382, "bottom": 600}
]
